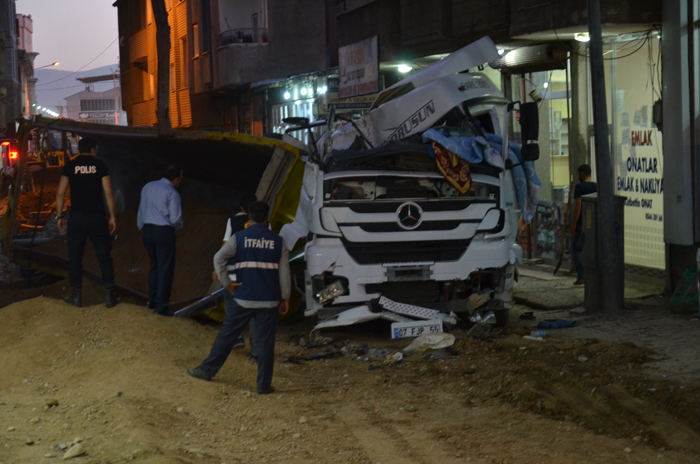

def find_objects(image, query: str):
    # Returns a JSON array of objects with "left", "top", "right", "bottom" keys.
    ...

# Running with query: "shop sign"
[
  {"left": 327, "top": 93, "right": 377, "bottom": 111},
  {"left": 79, "top": 112, "right": 113, "bottom": 119},
  {"left": 339, "top": 36, "right": 379, "bottom": 98}
]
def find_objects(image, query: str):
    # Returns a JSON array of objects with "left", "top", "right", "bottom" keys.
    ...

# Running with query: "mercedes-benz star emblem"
[{"left": 397, "top": 202, "right": 423, "bottom": 230}]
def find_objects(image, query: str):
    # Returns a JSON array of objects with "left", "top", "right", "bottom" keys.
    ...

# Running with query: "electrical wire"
[
  {"left": 36, "top": 84, "right": 86, "bottom": 92},
  {"left": 36, "top": 37, "right": 119, "bottom": 87}
]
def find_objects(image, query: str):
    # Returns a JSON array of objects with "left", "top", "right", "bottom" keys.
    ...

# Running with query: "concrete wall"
[
  {"left": 16, "top": 14, "right": 32, "bottom": 53},
  {"left": 218, "top": 0, "right": 265, "bottom": 32},
  {"left": 0, "top": 0, "right": 21, "bottom": 132},
  {"left": 215, "top": 0, "right": 331, "bottom": 88},
  {"left": 509, "top": 0, "right": 661, "bottom": 38},
  {"left": 337, "top": 0, "right": 661, "bottom": 62}
]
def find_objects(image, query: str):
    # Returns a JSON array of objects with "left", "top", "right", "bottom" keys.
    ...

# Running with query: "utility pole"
[
  {"left": 112, "top": 69, "right": 118, "bottom": 125},
  {"left": 588, "top": 0, "right": 621, "bottom": 311}
]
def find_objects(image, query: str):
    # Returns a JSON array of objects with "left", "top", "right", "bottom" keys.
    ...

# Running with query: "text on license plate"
[{"left": 391, "top": 319, "right": 444, "bottom": 339}]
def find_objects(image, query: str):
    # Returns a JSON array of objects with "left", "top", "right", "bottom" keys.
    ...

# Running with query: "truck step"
[{"left": 378, "top": 296, "right": 441, "bottom": 320}]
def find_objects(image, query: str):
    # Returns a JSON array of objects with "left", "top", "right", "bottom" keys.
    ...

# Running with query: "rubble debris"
[
  {"left": 403, "top": 333, "right": 456, "bottom": 353},
  {"left": 537, "top": 320, "right": 577, "bottom": 329},
  {"left": 340, "top": 344, "right": 368, "bottom": 357},
  {"left": 368, "top": 348, "right": 389, "bottom": 357},
  {"left": 464, "top": 365, "right": 478, "bottom": 375},
  {"left": 62, "top": 443, "right": 86, "bottom": 460}
]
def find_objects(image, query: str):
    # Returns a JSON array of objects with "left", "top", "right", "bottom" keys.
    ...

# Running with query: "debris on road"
[
  {"left": 62, "top": 443, "right": 86, "bottom": 460},
  {"left": 537, "top": 320, "right": 577, "bottom": 329},
  {"left": 404, "top": 333, "right": 456, "bottom": 353},
  {"left": 522, "top": 335, "right": 545, "bottom": 342}
]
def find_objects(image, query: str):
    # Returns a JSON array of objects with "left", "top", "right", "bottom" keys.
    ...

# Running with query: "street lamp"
[{"left": 35, "top": 62, "right": 59, "bottom": 70}]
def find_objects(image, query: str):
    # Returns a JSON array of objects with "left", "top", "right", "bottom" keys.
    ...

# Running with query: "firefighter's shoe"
[
  {"left": 257, "top": 386, "right": 275, "bottom": 395},
  {"left": 187, "top": 366, "right": 212, "bottom": 381},
  {"left": 233, "top": 337, "right": 245, "bottom": 349},
  {"left": 64, "top": 289, "right": 82, "bottom": 307},
  {"left": 105, "top": 288, "right": 119, "bottom": 308}
]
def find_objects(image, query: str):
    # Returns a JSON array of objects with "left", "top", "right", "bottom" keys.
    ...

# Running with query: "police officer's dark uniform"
[
  {"left": 56, "top": 139, "right": 117, "bottom": 307},
  {"left": 188, "top": 202, "right": 290, "bottom": 394}
]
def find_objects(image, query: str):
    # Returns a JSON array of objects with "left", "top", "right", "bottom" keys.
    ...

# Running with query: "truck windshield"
[{"left": 325, "top": 176, "right": 498, "bottom": 201}]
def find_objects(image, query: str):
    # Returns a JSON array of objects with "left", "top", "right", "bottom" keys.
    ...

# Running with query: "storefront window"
[{"left": 609, "top": 36, "right": 664, "bottom": 269}]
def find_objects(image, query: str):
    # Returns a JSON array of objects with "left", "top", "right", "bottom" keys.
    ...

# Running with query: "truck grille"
[{"left": 342, "top": 239, "right": 470, "bottom": 265}]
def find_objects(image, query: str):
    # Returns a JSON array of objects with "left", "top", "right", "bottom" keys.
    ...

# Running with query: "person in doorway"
[
  {"left": 56, "top": 137, "right": 118, "bottom": 308},
  {"left": 188, "top": 201, "right": 290, "bottom": 395},
  {"left": 137, "top": 166, "right": 184, "bottom": 316},
  {"left": 215, "top": 192, "right": 259, "bottom": 360},
  {"left": 572, "top": 164, "right": 597, "bottom": 285}
]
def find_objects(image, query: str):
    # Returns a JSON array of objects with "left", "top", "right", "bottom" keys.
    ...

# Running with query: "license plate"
[{"left": 391, "top": 319, "right": 443, "bottom": 339}]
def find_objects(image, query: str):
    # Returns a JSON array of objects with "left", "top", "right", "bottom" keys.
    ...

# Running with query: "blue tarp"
[{"left": 422, "top": 127, "right": 541, "bottom": 224}]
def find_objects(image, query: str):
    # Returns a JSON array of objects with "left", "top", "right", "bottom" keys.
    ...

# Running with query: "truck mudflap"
[{"left": 311, "top": 297, "right": 458, "bottom": 334}]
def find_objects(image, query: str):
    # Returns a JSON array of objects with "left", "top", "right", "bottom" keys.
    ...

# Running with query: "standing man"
[
  {"left": 188, "top": 201, "right": 290, "bottom": 395},
  {"left": 219, "top": 192, "right": 258, "bottom": 358},
  {"left": 56, "top": 137, "right": 118, "bottom": 308},
  {"left": 137, "top": 166, "right": 184, "bottom": 316},
  {"left": 571, "top": 164, "right": 597, "bottom": 285}
]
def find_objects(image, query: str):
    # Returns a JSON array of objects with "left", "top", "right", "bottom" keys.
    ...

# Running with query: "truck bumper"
[{"left": 305, "top": 237, "right": 520, "bottom": 316}]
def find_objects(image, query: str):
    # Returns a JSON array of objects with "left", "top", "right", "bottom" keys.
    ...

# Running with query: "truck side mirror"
[{"left": 519, "top": 102, "right": 540, "bottom": 161}]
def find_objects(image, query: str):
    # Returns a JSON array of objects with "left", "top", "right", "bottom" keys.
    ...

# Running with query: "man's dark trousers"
[
  {"left": 224, "top": 290, "right": 259, "bottom": 358},
  {"left": 142, "top": 224, "right": 176, "bottom": 315},
  {"left": 201, "top": 299, "right": 278, "bottom": 392},
  {"left": 67, "top": 211, "right": 114, "bottom": 290}
]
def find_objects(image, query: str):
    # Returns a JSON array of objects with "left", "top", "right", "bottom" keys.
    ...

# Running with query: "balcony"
[
  {"left": 216, "top": 39, "right": 271, "bottom": 88},
  {"left": 218, "top": 28, "right": 268, "bottom": 47}
]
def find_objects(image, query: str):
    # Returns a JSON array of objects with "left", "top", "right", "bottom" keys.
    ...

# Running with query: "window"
[
  {"left": 80, "top": 99, "right": 116, "bottom": 111},
  {"left": 180, "top": 37, "right": 189, "bottom": 88},
  {"left": 193, "top": 24, "right": 200, "bottom": 57},
  {"left": 149, "top": 73, "right": 155, "bottom": 99},
  {"left": 170, "top": 63, "right": 176, "bottom": 92}
]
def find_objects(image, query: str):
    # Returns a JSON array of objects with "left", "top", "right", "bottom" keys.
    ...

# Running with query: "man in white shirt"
[{"left": 137, "top": 166, "right": 184, "bottom": 316}]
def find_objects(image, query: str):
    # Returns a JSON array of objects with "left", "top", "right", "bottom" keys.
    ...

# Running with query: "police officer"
[
  {"left": 188, "top": 201, "right": 290, "bottom": 395},
  {"left": 56, "top": 137, "right": 118, "bottom": 307}
]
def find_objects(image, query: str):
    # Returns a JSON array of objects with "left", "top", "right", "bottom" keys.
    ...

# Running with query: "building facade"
[
  {"left": 16, "top": 14, "right": 36, "bottom": 120},
  {"left": 0, "top": 0, "right": 21, "bottom": 134},
  {"left": 115, "top": 0, "right": 339, "bottom": 132},
  {"left": 65, "top": 87, "right": 127, "bottom": 126}
]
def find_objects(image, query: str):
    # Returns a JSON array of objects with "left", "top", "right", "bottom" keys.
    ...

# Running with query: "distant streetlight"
[{"left": 35, "top": 62, "right": 59, "bottom": 70}]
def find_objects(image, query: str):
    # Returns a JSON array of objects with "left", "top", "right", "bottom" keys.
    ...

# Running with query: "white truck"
[{"left": 280, "top": 37, "right": 540, "bottom": 335}]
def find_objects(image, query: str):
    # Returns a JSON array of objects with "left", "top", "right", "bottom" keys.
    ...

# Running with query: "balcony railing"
[{"left": 218, "top": 28, "right": 268, "bottom": 46}]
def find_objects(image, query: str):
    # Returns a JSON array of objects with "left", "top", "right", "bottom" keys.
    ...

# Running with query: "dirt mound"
[
  {"left": 1, "top": 298, "right": 700, "bottom": 464},
  {"left": 34, "top": 203, "right": 229, "bottom": 303}
]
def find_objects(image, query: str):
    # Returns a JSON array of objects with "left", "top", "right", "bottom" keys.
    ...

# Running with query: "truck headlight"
[{"left": 315, "top": 280, "right": 347, "bottom": 304}]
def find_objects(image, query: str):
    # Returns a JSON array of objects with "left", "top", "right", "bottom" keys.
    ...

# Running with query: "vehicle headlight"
[{"left": 315, "top": 280, "right": 347, "bottom": 304}]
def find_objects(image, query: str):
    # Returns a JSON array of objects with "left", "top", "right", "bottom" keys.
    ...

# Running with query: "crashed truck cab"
[{"left": 280, "top": 37, "right": 540, "bottom": 333}]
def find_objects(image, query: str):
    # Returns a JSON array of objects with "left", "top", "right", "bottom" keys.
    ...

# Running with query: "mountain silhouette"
[{"left": 35, "top": 64, "right": 120, "bottom": 111}]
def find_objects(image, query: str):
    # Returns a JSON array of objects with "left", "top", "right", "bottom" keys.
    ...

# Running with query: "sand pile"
[
  {"left": 1, "top": 297, "right": 700, "bottom": 463},
  {"left": 34, "top": 203, "right": 230, "bottom": 303}
]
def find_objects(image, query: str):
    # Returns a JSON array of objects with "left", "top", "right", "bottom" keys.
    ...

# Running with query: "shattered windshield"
[{"left": 324, "top": 176, "right": 498, "bottom": 201}]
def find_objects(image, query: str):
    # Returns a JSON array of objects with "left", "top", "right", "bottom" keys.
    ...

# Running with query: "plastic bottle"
[{"left": 530, "top": 330, "right": 549, "bottom": 337}]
